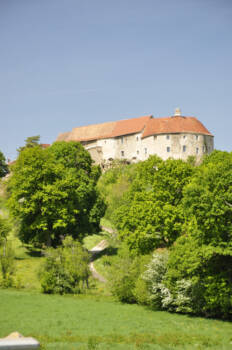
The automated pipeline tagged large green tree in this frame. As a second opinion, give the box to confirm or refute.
[113,156,194,254]
[7,141,105,247]
[163,151,232,318]
[0,150,9,178]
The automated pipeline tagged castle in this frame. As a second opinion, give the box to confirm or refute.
[57,109,214,166]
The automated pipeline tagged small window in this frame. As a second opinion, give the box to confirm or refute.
[121,137,124,144]
[121,151,124,157]
[167,147,170,153]
[183,135,186,139]
[137,150,139,155]
[196,135,199,140]
[183,145,187,152]
[104,140,107,144]
[196,147,199,154]
[153,135,157,140]
[144,148,147,155]
[136,136,139,141]
[166,135,170,140]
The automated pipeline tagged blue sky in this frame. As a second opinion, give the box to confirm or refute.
[0,0,231,160]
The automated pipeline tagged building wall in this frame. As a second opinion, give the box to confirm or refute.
[97,138,117,161]
[142,133,214,161]
[81,132,214,165]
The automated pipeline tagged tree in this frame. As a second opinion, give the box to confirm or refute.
[0,150,9,178]
[113,156,194,254]
[163,151,232,319]
[182,150,232,247]
[17,135,40,153]
[7,141,106,247]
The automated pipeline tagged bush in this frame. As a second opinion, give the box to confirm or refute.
[143,249,170,309]
[0,240,15,287]
[39,236,90,294]
[107,244,151,303]
[143,230,232,318]
[165,233,232,318]
[0,217,14,288]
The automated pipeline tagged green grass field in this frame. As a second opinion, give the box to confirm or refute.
[1,289,232,350]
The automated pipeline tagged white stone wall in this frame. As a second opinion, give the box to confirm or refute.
[114,133,143,162]
[97,138,117,161]
[82,133,214,164]
[141,133,214,161]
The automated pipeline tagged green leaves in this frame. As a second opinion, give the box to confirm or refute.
[112,157,194,254]
[0,150,9,178]
[39,236,90,294]
[7,141,105,247]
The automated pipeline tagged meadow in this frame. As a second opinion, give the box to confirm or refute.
[1,289,232,350]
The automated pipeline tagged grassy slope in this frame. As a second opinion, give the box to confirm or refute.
[1,289,232,350]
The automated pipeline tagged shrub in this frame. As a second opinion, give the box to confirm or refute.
[107,244,151,303]
[39,236,90,294]
[0,240,15,287]
[0,217,14,288]
[143,249,170,309]
[166,233,232,318]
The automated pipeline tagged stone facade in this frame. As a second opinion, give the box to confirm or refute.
[57,109,214,166]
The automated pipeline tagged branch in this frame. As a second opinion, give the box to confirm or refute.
[225,200,232,208]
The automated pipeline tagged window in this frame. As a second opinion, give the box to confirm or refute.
[104,140,107,144]
[121,151,124,157]
[196,147,199,154]
[183,135,186,139]
[121,137,124,144]
[196,135,199,140]
[166,135,170,140]
[137,150,139,155]
[167,147,170,153]
[136,136,139,141]
[153,135,157,140]
[183,145,187,152]
[144,148,147,155]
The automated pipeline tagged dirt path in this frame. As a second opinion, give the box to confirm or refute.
[89,239,109,283]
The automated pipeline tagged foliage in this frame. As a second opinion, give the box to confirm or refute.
[0,215,14,287]
[97,161,138,221]
[17,135,40,153]
[165,226,232,319]
[0,150,9,178]
[143,250,169,309]
[7,141,106,247]
[0,239,15,287]
[182,150,232,247]
[113,156,194,253]
[143,152,232,318]
[39,236,90,294]
[107,244,150,303]
[0,216,10,241]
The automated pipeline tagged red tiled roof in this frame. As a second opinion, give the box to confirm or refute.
[66,121,117,142]
[58,115,152,142]
[57,114,213,142]
[40,143,50,148]
[111,116,152,138]
[142,116,213,138]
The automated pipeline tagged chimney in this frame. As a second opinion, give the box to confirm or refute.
[174,108,181,117]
